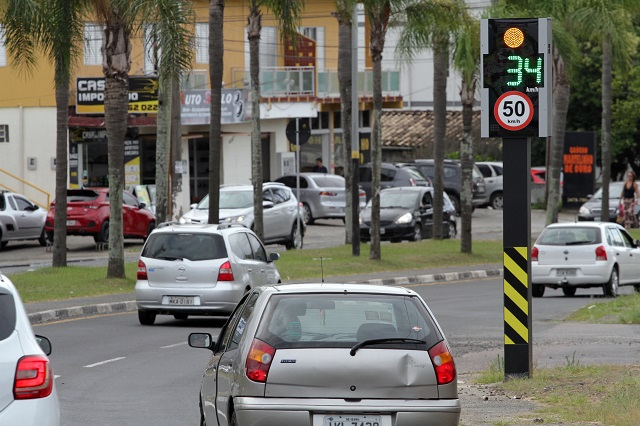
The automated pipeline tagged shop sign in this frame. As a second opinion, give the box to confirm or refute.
[181,89,248,125]
[76,77,159,114]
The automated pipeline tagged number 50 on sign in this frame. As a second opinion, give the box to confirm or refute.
[493,91,534,131]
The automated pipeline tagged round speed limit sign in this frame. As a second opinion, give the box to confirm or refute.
[493,91,534,131]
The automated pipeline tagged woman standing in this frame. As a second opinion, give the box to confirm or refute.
[620,171,639,229]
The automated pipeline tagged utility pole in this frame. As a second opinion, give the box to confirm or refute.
[351,3,360,256]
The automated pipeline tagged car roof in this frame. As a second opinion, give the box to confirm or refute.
[381,186,428,193]
[220,182,287,191]
[544,222,616,230]
[264,283,419,296]
[151,222,248,234]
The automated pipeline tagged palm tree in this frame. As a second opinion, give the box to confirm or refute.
[94,0,193,278]
[452,13,479,253]
[0,0,92,267]
[572,0,640,222]
[208,0,224,225]
[246,0,304,241]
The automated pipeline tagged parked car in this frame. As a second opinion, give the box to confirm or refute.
[532,222,640,297]
[476,162,503,209]
[274,173,367,224]
[358,162,430,201]
[0,191,48,249]
[410,159,486,213]
[578,181,640,223]
[443,191,458,238]
[127,184,156,214]
[135,222,281,325]
[188,283,460,425]
[44,188,156,243]
[0,274,60,426]
[359,187,454,242]
[179,183,305,249]
[530,166,546,184]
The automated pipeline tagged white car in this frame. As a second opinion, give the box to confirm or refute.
[0,274,60,425]
[532,222,640,297]
[0,191,48,249]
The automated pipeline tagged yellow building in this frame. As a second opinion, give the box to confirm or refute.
[0,0,401,217]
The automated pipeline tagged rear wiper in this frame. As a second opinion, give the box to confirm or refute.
[350,338,426,356]
[566,240,592,245]
[157,256,183,261]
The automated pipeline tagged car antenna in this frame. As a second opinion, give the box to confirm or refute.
[313,257,331,283]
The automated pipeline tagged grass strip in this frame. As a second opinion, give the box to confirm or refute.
[566,292,640,324]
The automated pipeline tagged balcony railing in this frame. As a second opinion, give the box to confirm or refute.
[231,67,315,97]
[317,69,401,98]
[230,67,401,99]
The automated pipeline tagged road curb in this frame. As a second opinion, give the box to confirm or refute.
[28,268,504,325]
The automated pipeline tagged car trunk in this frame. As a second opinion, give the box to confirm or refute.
[144,258,228,287]
[265,348,439,399]
[319,187,345,205]
[537,244,598,266]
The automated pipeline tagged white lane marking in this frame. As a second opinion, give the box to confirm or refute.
[83,357,126,368]
[54,375,60,379]
[161,342,188,349]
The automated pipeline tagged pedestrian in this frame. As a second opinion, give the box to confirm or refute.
[620,170,639,229]
[312,157,328,173]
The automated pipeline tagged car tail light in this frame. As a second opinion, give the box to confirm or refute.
[359,189,366,197]
[428,341,456,385]
[409,178,417,186]
[596,246,607,261]
[319,191,337,197]
[137,259,148,280]
[218,261,234,281]
[531,247,539,262]
[246,339,276,383]
[14,355,53,400]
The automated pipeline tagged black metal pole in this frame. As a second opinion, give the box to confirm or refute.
[503,137,532,378]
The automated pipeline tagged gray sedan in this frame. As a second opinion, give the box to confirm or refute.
[0,191,48,249]
[189,283,460,425]
[275,173,366,224]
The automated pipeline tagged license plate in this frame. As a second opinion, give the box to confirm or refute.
[66,220,76,226]
[557,269,577,276]
[324,415,381,426]
[380,228,385,234]
[167,296,194,305]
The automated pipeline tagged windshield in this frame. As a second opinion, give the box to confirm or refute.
[367,192,419,209]
[197,191,254,210]
[312,175,345,188]
[537,227,602,246]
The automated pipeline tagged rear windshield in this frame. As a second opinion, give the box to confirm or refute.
[403,167,427,182]
[67,189,100,202]
[142,233,228,261]
[256,293,442,350]
[537,227,602,246]
[0,291,17,341]
[311,176,345,188]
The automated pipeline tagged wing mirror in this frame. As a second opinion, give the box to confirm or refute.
[269,252,280,262]
[35,335,52,356]
[263,200,274,209]
[188,333,215,351]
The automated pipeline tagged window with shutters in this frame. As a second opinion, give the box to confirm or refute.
[300,26,325,71]
[196,23,209,64]
[0,25,6,67]
[0,125,8,143]
[244,26,277,69]
[84,23,103,65]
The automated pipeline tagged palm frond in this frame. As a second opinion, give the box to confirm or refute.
[261,0,305,43]
[0,0,41,76]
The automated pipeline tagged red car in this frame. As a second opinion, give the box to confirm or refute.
[45,188,156,243]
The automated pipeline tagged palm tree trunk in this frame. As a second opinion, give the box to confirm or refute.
[600,38,613,221]
[155,74,171,224]
[52,75,69,267]
[170,72,182,220]
[432,34,448,240]
[208,0,224,225]
[248,4,264,240]
[336,6,352,244]
[460,79,474,253]
[546,49,569,225]
[103,22,131,279]
[370,52,382,260]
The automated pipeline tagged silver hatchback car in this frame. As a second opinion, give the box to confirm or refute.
[135,223,281,325]
[189,283,460,426]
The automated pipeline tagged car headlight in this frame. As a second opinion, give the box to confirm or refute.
[579,206,590,215]
[359,215,363,225]
[179,217,190,224]
[395,212,413,224]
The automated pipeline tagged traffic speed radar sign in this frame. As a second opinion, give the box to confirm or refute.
[494,91,534,131]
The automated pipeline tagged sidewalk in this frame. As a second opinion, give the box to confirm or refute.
[24,263,503,324]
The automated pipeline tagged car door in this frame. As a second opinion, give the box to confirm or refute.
[607,227,632,283]
[247,232,278,284]
[618,228,640,283]
[214,293,260,426]
[122,192,144,236]
[262,188,277,241]
[270,188,293,239]
[11,195,43,239]
[420,191,434,239]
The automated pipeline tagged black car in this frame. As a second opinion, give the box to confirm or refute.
[578,181,640,223]
[359,187,452,242]
[409,159,486,213]
[358,163,430,200]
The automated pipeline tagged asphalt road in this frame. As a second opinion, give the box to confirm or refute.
[34,276,637,426]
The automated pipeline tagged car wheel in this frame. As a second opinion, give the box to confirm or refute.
[450,195,460,214]
[411,224,422,242]
[490,192,504,209]
[138,310,156,325]
[173,314,188,320]
[94,220,109,243]
[285,222,303,250]
[603,268,619,298]
[0,241,7,249]
[448,221,457,239]
[532,285,545,297]
[144,222,156,241]
[46,230,54,243]
[38,228,48,246]
[562,287,576,297]
[634,284,640,293]
[303,204,314,225]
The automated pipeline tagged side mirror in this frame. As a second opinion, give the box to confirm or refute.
[635,240,640,247]
[139,202,147,209]
[190,203,197,210]
[35,335,52,356]
[263,200,274,209]
[31,205,39,211]
[269,252,280,262]
[188,333,215,351]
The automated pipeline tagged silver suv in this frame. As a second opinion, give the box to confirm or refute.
[180,183,304,249]
[135,223,281,325]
